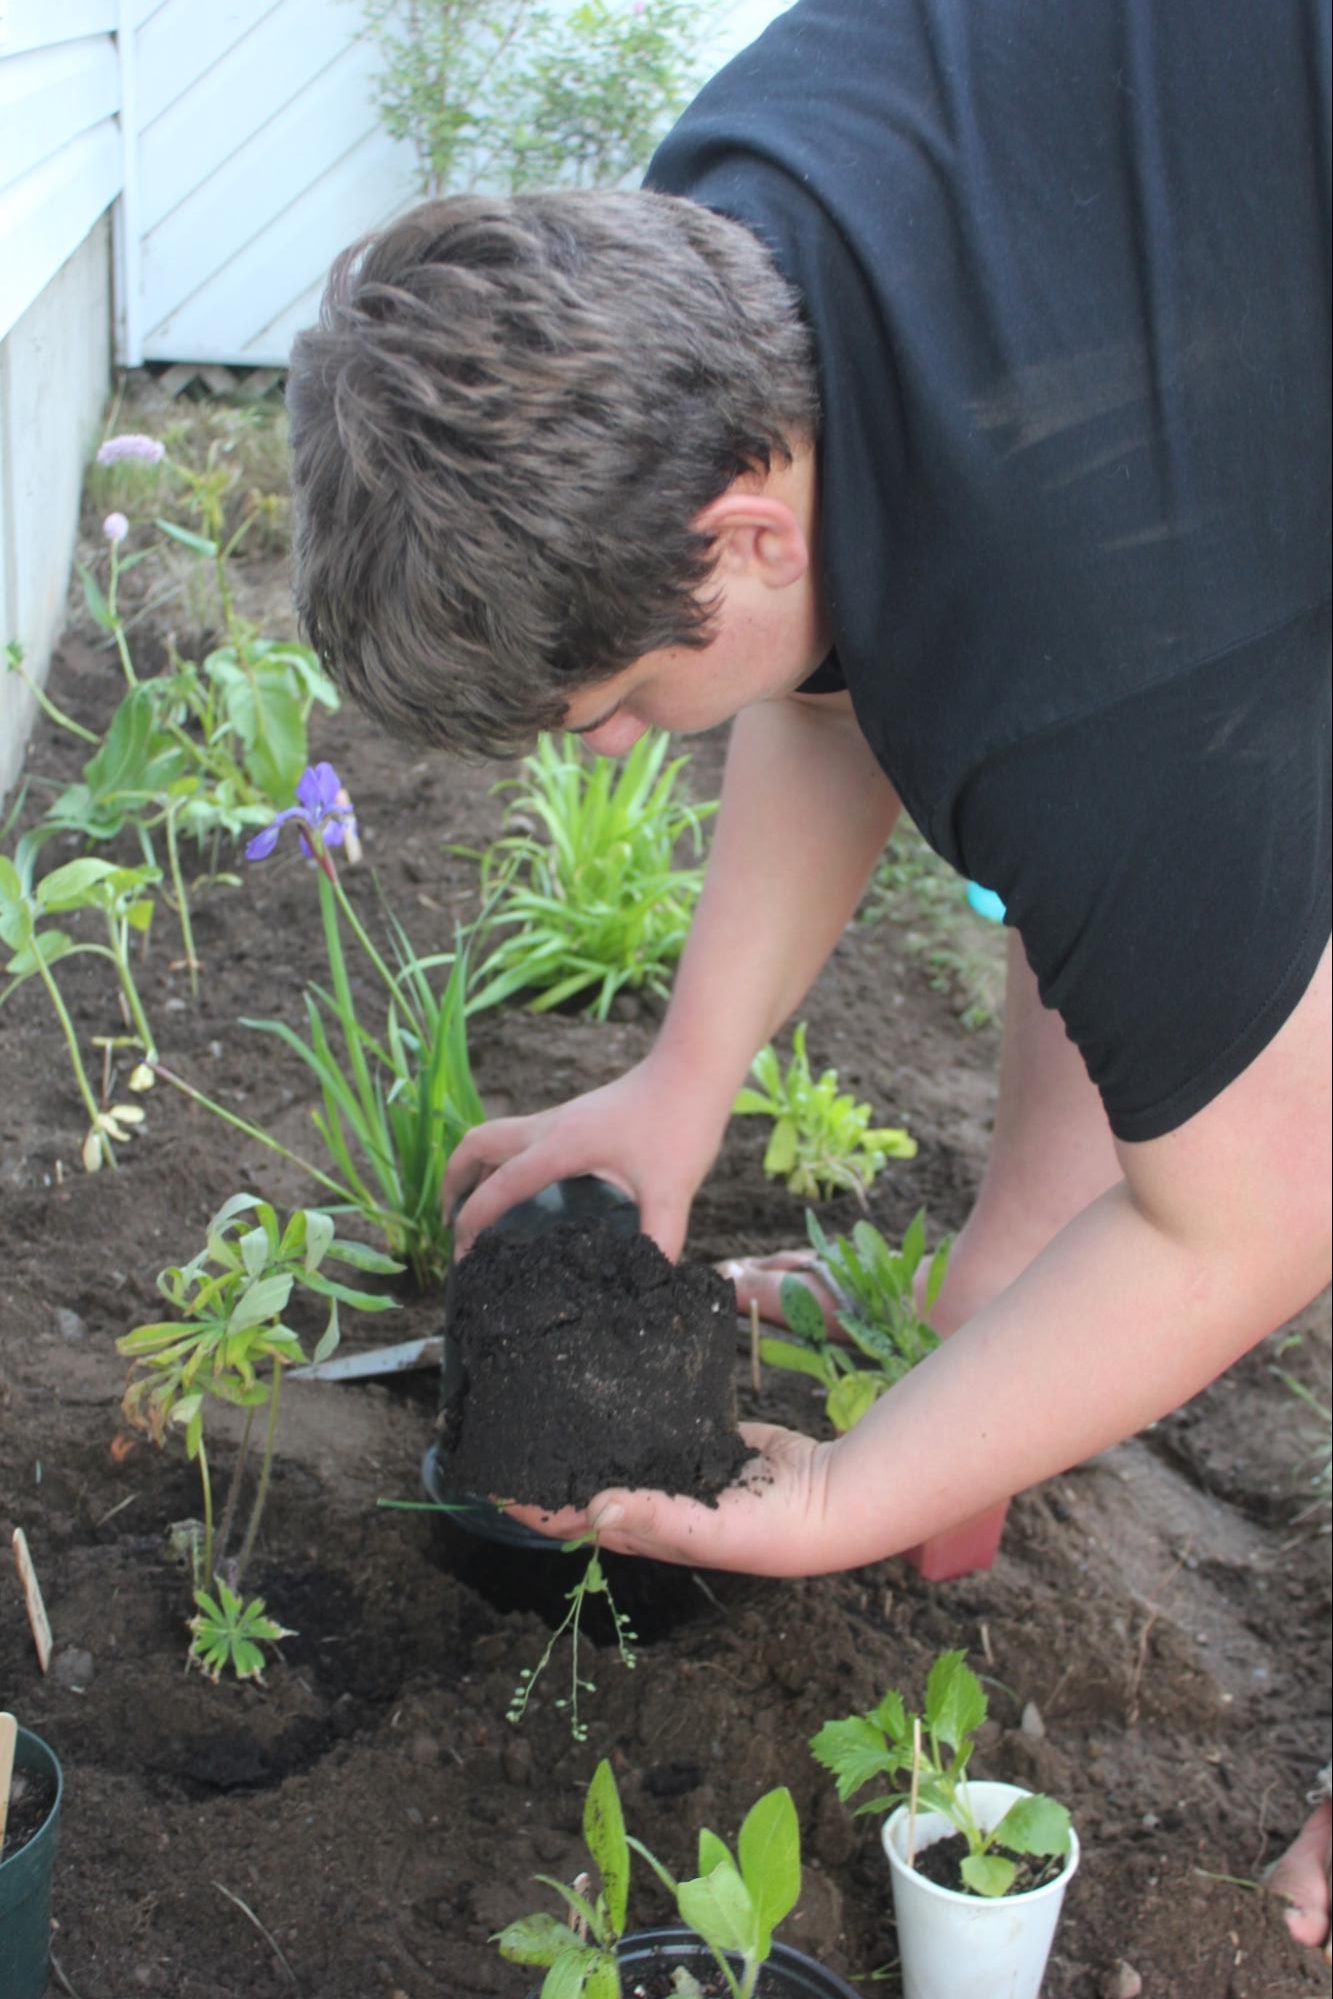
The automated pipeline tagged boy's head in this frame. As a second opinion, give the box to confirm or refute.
[287,191,818,758]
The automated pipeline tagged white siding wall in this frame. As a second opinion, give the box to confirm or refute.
[0,5,121,801]
[127,0,791,368]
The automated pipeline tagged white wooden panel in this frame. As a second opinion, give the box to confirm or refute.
[0,118,120,345]
[139,0,348,232]
[146,130,415,362]
[135,0,281,126]
[140,45,383,331]
[0,37,120,196]
[0,0,117,59]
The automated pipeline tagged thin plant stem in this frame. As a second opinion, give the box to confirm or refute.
[106,552,139,689]
[152,1062,363,1209]
[197,1436,216,1585]
[214,1406,256,1572]
[236,1368,282,1585]
[31,952,107,1157]
[7,659,100,744]
[908,1716,922,1867]
[100,922,158,1058]
[163,802,200,999]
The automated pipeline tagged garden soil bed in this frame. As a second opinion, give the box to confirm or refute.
[2,558,1330,1999]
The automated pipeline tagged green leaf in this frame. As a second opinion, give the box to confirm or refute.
[758,1338,836,1385]
[238,1225,271,1281]
[35,857,121,910]
[925,1651,987,1753]
[228,1273,294,1332]
[301,1207,335,1273]
[763,1117,797,1177]
[542,1950,601,1999]
[677,1857,756,1959]
[583,1760,629,1937]
[825,1370,882,1433]
[492,1913,579,1968]
[809,1715,896,1803]
[777,1275,829,1347]
[156,517,218,557]
[737,1786,800,1953]
[959,1852,1017,1898]
[79,563,116,632]
[991,1793,1071,1859]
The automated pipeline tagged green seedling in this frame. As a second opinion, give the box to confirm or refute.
[119,1193,402,1676]
[764,1208,949,1431]
[810,1650,1071,1899]
[465,730,716,1021]
[0,845,161,1169]
[734,1022,917,1204]
[506,1534,638,1744]
[494,1758,802,1999]
[188,1579,294,1685]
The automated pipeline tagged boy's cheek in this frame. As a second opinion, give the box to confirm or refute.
[578,711,652,757]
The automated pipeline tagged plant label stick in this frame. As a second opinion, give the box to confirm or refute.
[0,1710,17,1847]
[907,1715,923,1868]
[12,1529,53,1674]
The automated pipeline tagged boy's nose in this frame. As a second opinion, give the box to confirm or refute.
[576,710,650,757]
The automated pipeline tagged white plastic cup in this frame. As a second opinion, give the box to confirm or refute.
[882,1781,1079,1999]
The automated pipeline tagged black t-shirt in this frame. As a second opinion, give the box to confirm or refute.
[647,0,1331,1140]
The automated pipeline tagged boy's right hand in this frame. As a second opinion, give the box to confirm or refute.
[442,1054,728,1259]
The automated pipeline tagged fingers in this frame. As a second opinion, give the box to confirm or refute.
[718,1255,842,1335]
[636,1192,689,1263]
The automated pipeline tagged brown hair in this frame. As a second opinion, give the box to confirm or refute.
[287,191,818,757]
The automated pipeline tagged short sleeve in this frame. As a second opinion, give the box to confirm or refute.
[943,602,1331,1141]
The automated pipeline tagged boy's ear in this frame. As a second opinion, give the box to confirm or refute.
[691,488,811,589]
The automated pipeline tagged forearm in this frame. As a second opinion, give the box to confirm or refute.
[817,1178,1325,1569]
[653,695,900,1111]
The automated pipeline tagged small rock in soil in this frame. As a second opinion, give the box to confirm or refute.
[53,1306,87,1342]
[1102,1964,1144,1999]
[1021,1699,1047,1737]
[52,1645,95,1689]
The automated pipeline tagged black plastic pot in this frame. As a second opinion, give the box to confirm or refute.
[525,1927,861,1998]
[0,1726,63,1999]
[428,1175,641,1552]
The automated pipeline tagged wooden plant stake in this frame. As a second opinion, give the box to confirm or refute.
[12,1529,53,1674]
[0,1710,17,1849]
[749,1298,762,1396]
[907,1714,923,1868]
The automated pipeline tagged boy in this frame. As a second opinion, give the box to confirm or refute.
[287,0,1331,1949]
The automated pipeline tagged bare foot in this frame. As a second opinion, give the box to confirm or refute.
[1267,1779,1332,1962]
[717,1250,846,1338]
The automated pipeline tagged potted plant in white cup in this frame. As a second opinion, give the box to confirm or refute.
[810,1651,1079,1999]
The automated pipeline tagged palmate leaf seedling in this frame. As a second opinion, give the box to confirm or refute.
[493,1757,802,1999]
[464,730,716,1021]
[118,1193,402,1678]
[810,1650,1072,1898]
[0,842,161,1169]
[188,1579,294,1685]
[505,1533,638,1744]
[734,1022,917,1204]
[764,1208,950,1433]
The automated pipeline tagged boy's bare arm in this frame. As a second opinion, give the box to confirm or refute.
[519,940,1331,1573]
[445,692,901,1253]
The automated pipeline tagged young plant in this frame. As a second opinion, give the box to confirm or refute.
[505,1532,638,1744]
[764,1208,949,1432]
[734,1022,917,1204]
[494,1757,802,1999]
[466,730,716,1020]
[118,1193,402,1677]
[810,1650,1072,1899]
[363,0,712,199]
[493,1757,631,1998]
[0,845,161,1169]
[187,1580,294,1685]
[157,763,486,1288]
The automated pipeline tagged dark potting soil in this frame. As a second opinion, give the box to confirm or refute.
[441,1221,756,1511]
[0,1766,56,1862]
[912,1829,1066,1899]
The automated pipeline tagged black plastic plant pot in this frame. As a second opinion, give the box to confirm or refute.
[525,1928,862,1999]
[429,1175,642,1555]
[0,1727,63,1999]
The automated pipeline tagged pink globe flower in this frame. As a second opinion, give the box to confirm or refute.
[102,512,130,543]
[97,433,165,466]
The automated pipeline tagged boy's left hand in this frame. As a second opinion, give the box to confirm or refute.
[503,1422,842,1577]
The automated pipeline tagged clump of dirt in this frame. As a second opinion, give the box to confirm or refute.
[441,1221,755,1509]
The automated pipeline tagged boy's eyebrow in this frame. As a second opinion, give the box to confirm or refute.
[566,699,623,736]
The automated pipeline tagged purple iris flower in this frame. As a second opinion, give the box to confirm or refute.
[245,763,358,872]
